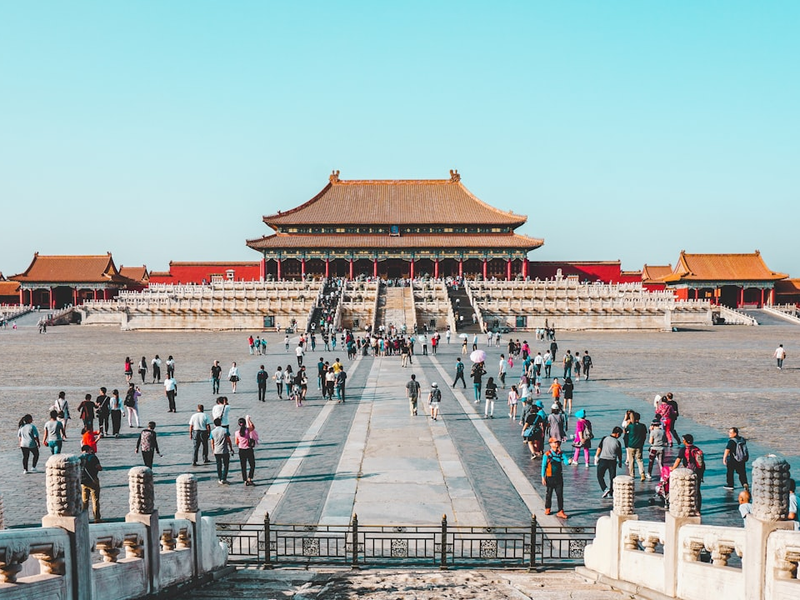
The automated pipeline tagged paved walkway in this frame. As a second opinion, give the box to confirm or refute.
[0,323,798,531]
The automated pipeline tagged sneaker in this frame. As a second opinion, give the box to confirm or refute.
[641,474,646,481]
[23,469,28,474]
[218,480,224,485]
[602,489,611,498]
[646,474,652,480]
[544,508,551,515]
[222,480,230,485]
[556,511,569,519]
[723,486,734,491]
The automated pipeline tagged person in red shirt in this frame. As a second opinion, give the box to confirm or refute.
[81,427,101,454]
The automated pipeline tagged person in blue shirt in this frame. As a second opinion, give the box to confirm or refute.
[541,437,571,519]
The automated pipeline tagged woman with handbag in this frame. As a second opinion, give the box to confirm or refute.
[228,362,240,393]
[234,416,259,486]
[124,383,141,428]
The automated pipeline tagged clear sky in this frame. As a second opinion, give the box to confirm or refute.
[1,2,798,276]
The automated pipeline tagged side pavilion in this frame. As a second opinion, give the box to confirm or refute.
[246,170,544,280]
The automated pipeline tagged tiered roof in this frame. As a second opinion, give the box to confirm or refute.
[641,264,673,284]
[662,251,787,283]
[11,253,136,285]
[775,279,800,294]
[248,232,538,251]
[119,266,149,284]
[262,170,528,227]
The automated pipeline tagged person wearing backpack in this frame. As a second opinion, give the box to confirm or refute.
[723,427,749,490]
[541,437,571,518]
[428,382,442,421]
[673,434,705,511]
[571,409,593,467]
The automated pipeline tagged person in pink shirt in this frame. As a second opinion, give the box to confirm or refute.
[234,416,259,486]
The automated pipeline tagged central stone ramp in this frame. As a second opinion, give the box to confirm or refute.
[318,356,484,525]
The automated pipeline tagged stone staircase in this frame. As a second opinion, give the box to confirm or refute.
[382,286,411,330]
[447,285,482,333]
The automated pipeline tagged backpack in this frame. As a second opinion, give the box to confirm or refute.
[687,446,705,480]
[456,362,464,373]
[581,419,594,443]
[731,437,749,462]
[257,370,268,385]
[431,388,442,402]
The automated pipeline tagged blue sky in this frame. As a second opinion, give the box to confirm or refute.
[1,2,798,276]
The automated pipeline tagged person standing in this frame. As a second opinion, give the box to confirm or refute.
[295,344,305,367]
[562,350,573,379]
[498,355,508,389]
[541,438,571,519]
[164,375,178,413]
[672,434,706,511]
[662,392,680,447]
[124,384,141,428]
[594,427,624,498]
[228,362,240,393]
[52,391,71,433]
[151,355,162,383]
[138,356,148,384]
[723,427,749,490]
[484,377,497,418]
[452,358,466,389]
[18,414,40,474]
[582,351,593,380]
[210,417,233,484]
[428,382,442,421]
[95,387,111,438]
[406,374,421,416]
[211,396,230,431]
[124,357,133,383]
[135,422,162,468]
[109,389,123,437]
[166,355,175,378]
[325,367,336,401]
[471,361,486,404]
[562,377,574,415]
[317,357,326,391]
[335,369,347,403]
[624,411,648,481]
[210,360,222,394]
[647,419,667,480]
[256,365,269,402]
[43,410,66,454]
[546,404,568,443]
[273,366,284,399]
[774,344,786,370]
[80,445,103,523]
[189,404,212,466]
[234,416,259,486]
[78,394,96,433]
[446,329,451,344]
[507,385,519,420]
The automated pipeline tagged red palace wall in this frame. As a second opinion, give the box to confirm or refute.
[528,261,623,283]
[149,262,261,284]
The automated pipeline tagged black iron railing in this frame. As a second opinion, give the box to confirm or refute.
[216,514,595,570]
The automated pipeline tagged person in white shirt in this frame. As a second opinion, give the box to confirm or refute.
[188,404,212,466]
[774,344,786,370]
[295,345,305,367]
[164,376,178,413]
[498,355,508,388]
[211,396,230,430]
[228,362,240,393]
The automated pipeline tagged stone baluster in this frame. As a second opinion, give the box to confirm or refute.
[126,467,160,595]
[662,467,702,597]
[745,455,794,600]
[41,454,93,599]
[175,474,201,574]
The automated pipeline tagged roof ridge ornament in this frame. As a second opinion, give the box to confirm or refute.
[449,169,460,183]
[330,170,340,183]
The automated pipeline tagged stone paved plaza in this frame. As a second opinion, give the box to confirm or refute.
[0,313,798,532]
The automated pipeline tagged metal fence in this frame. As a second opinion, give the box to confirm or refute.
[216,514,595,570]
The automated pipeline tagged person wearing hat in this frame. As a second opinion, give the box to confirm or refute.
[428,382,442,421]
[571,409,593,467]
[541,437,571,518]
[647,418,667,480]
[546,403,567,444]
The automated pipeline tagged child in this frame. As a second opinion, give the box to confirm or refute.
[647,419,667,481]
[508,385,519,420]
[81,427,101,454]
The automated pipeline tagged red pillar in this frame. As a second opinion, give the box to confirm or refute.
[458,259,463,278]
[522,259,528,279]
[482,259,487,279]
[19,288,23,306]
[277,259,282,281]
[103,289,109,300]
[506,259,512,280]
[325,258,330,278]
[434,259,439,279]
[349,259,354,280]
[760,288,765,307]
[410,259,415,279]
[770,288,775,305]
[93,289,98,301]
[259,257,266,281]
[373,258,378,278]
[301,258,306,279]
[739,287,744,307]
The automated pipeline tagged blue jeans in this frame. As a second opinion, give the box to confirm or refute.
[48,440,63,454]
[563,365,571,379]
[473,382,481,401]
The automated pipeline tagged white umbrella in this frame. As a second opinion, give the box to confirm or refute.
[470,350,487,363]
[459,333,469,339]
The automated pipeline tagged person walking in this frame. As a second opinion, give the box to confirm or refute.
[571,409,593,467]
[541,438,571,519]
[138,356,148,384]
[256,365,269,402]
[406,374,421,416]
[548,378,562,404]
[78,394,96,433]
[723,427,749,490]
[507,385,519,420]
[562,350,573,379]
[166,355,175,378]
[624,411,647,481]
[471,361,485,404]
[522,401,547,458]
[234,416,259,486]
[594,427,624,498]
[273,366,285,399]
[211,396,230,431]
[452,358,466,389]
[95,388,111,437]
[295,344,305,367]
[484,376,497,418]
[52,391,71,434]
[151,355,162,383]
[544,351,553,378]
[164,375,178,413]
[498,355,507,389]
[80,444,103,523]
[210,360,222,394]
[428,382,442,421]
[335,368,347,403]
[124,357,133,383]
[563,377,574,415]
[546,403,568,443]
[774,344,786,370]
[109,389,123,437]
[123,382,142,428]
[582,351,593,380]
[325,367,336,401]
[673,434,706,511]
[647,419,667,480]
[43,410,66,454]
[18,414,40,473]
[135,422,162,468]
[210,417,233,484]
[228,362,240,393]
[188,404,212,466]
[661,392,680,447]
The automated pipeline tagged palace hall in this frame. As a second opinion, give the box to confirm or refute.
[246,170,544,281]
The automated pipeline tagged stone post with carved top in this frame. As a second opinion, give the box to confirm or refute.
[125,466,160,595]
